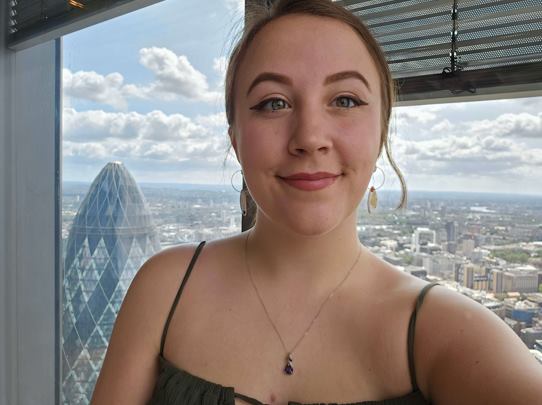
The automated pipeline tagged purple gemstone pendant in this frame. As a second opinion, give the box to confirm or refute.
[284,354,294,375]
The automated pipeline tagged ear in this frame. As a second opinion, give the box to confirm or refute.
[228,127,240,162]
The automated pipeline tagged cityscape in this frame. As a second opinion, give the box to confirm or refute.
[61,163,542,404]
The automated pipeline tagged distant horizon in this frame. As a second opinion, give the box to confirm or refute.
[62,180,542,198]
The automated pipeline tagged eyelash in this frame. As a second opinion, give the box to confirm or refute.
[250,95,367,112]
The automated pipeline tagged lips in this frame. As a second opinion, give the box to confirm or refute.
[282,172,340,181]
[279,172,341,191]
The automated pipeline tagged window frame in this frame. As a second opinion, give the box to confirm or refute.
[1,2,160,404]
[2,0,541,403]
[8,0,163,51]
[0,36,61,405]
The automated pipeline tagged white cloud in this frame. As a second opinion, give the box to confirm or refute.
[430,119,454,134]
[63,107,230,165]
[138,47,222,103]
[63,48,224,109]
[393,108,438,127]
[63,69,130,110]
[393,109,542,146]
[379,104,542,194]
[393,132,541,179]
[469,112,542,138]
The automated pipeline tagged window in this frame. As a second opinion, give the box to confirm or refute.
[60,4,542,402]
[61,1,243,403]
[359,96,542,356]
[2,1,541,404]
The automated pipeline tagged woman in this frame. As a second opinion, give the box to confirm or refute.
[91,0,542,404]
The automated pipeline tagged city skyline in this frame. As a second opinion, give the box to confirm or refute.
[63,178,542,198]
[60,161,542,405]
[62,177,542,344]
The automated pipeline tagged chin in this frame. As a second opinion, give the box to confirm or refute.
[262,208,345,238]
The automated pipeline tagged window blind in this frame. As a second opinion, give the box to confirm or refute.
[335,0,542,104]
[8,0,162,50]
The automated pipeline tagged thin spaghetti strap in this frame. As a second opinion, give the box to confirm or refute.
[159,241,206,357]
[407,281,439,392]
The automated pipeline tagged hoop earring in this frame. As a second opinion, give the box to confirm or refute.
[231,169,248,216]
[367,166,385,213]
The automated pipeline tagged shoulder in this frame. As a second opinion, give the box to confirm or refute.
[360,249,429,302]
[91,242,205,404]
[414,285,542,404]
[130,242,204,300]
[127,242,206,344]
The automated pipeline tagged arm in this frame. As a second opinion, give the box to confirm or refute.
[90,245,198,405]
[417,286,542,405]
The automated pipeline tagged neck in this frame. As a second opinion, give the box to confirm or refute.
[243,210,363,297]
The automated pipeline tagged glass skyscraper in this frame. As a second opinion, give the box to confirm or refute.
[62,162,161,405]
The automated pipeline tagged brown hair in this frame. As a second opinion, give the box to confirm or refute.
[225,0,407,210]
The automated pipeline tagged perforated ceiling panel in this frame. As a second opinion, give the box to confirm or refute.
[7,0,162,50]
[335,0,542,104]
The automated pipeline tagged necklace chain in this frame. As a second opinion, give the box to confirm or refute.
[243,231,362,374]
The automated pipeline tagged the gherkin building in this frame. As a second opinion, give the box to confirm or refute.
[62,162,161,405]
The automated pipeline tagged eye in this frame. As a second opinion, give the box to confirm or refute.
[333,95,365,108]
[250,98,290,112]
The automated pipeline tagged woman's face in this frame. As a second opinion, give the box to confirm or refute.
[231,14,382,236]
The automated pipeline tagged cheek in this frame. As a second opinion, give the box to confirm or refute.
[337,113,381,165]
[236,119,286,166]
[235,123,282,204]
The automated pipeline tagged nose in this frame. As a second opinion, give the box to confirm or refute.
[287,103,333,157]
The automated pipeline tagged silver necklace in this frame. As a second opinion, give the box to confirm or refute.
[243,231,362,375]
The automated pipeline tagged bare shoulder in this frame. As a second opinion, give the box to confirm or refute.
[357,255,542,404]
[114,241,206,351]
[130,242,206,312]
[361,248,428,297]
[414,285,542,404]
[90,242,204,405]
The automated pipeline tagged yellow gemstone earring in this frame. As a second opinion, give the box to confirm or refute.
[367,166,385,213]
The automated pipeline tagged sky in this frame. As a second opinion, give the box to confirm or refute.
[62,0,542,196]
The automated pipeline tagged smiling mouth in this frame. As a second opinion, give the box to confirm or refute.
[278,174,341,191]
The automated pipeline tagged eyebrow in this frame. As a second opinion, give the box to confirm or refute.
[324,70,371,92]
[246,70,371,96]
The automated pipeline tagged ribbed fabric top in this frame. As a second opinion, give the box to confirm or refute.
[147,241,438,405]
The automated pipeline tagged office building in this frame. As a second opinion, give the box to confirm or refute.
[411,227,437,254]
[62,162,161,404]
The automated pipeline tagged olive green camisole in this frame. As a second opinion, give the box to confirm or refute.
[147,241,438,405]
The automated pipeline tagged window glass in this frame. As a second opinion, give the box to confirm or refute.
[361,96,542,359]
[61,1,244,403]
[61,2,542,403]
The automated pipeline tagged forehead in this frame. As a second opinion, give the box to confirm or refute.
[237,14,380,89]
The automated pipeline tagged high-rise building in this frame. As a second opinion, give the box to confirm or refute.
[459,263,488,290]
[503,270,539,293]
[411,227,436,254]
[491,269,504,294]
[62,162,161,405]
[421,253,456,278]
[445,221,457,243]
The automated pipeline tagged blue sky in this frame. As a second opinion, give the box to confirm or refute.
[62,0,542,195]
